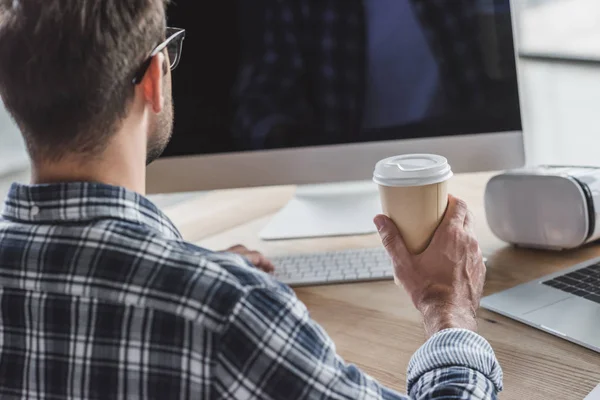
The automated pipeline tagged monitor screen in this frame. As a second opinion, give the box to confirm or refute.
[163,0,521,158]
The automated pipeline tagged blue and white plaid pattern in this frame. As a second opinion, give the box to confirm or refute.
[233,0,489,148]
[0,182,502,399]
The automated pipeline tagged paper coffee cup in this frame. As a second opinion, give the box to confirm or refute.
[373,154,453,254]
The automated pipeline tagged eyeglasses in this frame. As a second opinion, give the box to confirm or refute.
[132,27,186,85]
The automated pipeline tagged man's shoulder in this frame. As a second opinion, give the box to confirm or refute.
[0,216,287,333]
[105,229,287,331]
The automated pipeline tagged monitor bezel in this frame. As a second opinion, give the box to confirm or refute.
[147,130,525,193]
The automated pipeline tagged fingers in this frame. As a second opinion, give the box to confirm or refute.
[429,196,472,249]
[374,215,410,263]
[244,251,275,273]
[226,245,275,274]
[442,195,468,227]
[227,245,247,253]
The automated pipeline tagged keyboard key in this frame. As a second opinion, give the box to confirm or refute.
[588,281,600,289]
[588,265,600,274]
[584,294,600,304]
[555,276,579,286]
[544,279,560,287]
[560,285,579,294]
[581,266,598,275]
[571,289,589,297]
[544,281,567,291]
[567,271,587,281]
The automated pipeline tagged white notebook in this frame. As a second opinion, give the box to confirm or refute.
[586,385,600,400]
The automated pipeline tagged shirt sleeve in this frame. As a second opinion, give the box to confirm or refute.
[407,329,503,399]
[212,286,502,400]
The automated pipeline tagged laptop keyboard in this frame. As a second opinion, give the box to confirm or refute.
[543,263,600,304]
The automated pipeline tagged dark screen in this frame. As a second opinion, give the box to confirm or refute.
[163,0,521,157]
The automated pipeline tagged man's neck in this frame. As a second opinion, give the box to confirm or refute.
[29,103,152,194]
[31,159,146,194]
[31,134,148,194]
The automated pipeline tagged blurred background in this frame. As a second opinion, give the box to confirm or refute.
[516,0,600,166]
[1,0,600,196]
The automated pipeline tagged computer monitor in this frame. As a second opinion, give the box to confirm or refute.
[148,0,525,240]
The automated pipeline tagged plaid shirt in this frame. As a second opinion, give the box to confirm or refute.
[0,182,503,399]
[233,0,492,148]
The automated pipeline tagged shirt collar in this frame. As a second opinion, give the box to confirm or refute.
[1,182,182,240]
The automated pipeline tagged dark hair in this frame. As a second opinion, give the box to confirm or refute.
[0,0,167,160]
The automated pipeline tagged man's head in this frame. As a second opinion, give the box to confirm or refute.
[0,0,174,164]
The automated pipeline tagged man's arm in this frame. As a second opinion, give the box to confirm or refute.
[375,195,503,397]
[212,196,502,399]
[373,196,487,339]
[212,286,404,399]
[408,329,502,397]
[212,289,501,399]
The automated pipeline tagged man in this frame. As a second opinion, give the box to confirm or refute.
[0,1,501,399]
[233,0,518,149]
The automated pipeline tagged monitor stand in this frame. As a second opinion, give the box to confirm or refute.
[260,181,381,240]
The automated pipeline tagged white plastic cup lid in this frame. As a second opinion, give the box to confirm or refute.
[373,154,453,187]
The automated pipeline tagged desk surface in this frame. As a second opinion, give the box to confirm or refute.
[162,172,600,400]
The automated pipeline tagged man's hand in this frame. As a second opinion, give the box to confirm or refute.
[224,245,275,274]
[374,196,485,338]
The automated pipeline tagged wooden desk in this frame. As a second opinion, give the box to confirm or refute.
[162,173,600,400]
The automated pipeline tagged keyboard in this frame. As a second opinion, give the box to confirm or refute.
[543,263,600,304]
[272,247,393,287]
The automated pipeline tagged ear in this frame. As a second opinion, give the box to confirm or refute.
[140,52,166,114]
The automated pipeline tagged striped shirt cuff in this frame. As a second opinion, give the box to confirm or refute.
[407,329,503,393]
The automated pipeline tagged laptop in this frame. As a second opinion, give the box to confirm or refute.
[481,258,600,352]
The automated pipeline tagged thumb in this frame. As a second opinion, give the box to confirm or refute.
[374,215,410,261]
